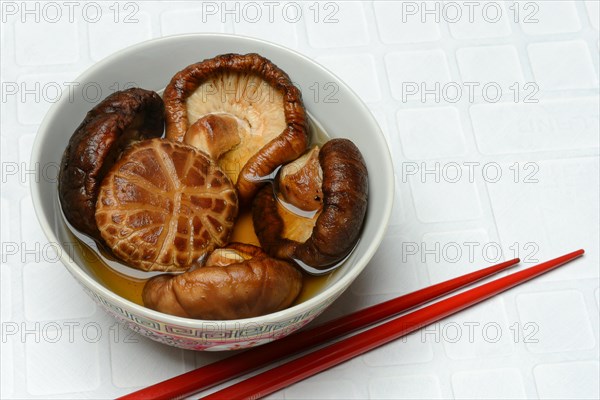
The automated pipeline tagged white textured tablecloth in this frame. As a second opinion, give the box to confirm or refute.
[1,1,599,398]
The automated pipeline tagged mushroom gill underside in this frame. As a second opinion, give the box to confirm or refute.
[184,72,287,183]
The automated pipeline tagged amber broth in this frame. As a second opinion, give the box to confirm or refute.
[78,115,338,309]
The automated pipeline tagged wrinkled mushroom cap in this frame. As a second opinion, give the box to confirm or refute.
[253,139,368,269]
[142,243,302,320]
[58,88,164,240]
[163,53,308,203]
[95,138,238,272]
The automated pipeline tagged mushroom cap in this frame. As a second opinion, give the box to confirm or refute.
[58,88,164,240]
[163,53,308,203]
[253,139,368,269]
[142,243,302,320]
[95,138,238,272]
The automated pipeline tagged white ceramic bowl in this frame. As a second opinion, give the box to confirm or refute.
[31,34,394,351]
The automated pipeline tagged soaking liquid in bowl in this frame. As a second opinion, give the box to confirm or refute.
[68,114,339,308]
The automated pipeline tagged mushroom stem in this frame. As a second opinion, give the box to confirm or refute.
[278,146,323,212]
[277,199,320,244]
[183,113,243,160]
[205,248,250,267]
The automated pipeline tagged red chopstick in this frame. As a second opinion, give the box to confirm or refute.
[201,249,584,400]
[119,258,519,400]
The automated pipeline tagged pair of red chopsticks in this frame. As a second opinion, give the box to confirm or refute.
[119,249,585,400]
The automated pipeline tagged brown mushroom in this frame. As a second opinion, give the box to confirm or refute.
[142,243,302,320]
[163,53,309,204]
[277,145,323,212]
[253,139,368,269]
[95,138,238,272]
[58,88,164,240]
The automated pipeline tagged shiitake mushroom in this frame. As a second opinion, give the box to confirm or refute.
[253,139,368,269]
[142,243,302,320]
[162,53,309,204]
[95,138,238,272]
[58,88,164,241]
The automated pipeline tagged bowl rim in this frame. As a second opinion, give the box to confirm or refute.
[30,32,395,329]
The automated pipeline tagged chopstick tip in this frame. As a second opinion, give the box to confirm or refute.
[566,249,585,257]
